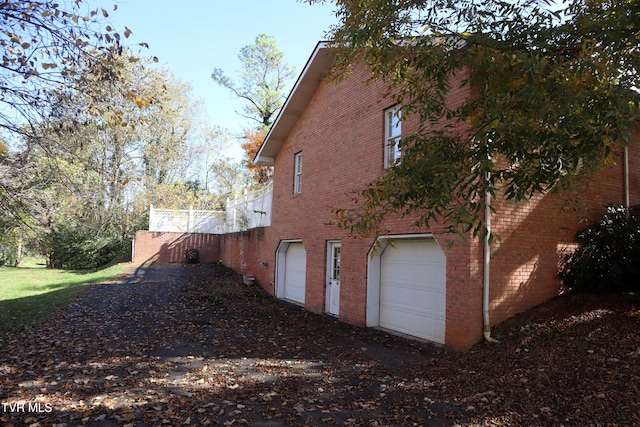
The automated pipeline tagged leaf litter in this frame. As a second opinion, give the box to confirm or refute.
[0,262,638,426]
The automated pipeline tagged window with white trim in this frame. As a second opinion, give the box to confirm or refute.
[384,105,402,168]
[294,152,302,194]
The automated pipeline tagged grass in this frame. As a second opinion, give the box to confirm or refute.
[0,257,130,344]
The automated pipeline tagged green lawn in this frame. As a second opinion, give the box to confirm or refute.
[0,258,129,344]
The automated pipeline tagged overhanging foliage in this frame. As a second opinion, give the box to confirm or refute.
[312,0,640,240]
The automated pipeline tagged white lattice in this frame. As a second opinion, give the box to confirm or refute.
[148,182,272,234]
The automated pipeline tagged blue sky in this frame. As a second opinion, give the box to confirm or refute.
[99,0,338,158]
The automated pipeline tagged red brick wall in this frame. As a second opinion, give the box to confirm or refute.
[214,58,640,350]
[230,62,488,349]
[134,231,220,265]
[218,227,276,290]
[488,130,640,326]
[267,63,392,322]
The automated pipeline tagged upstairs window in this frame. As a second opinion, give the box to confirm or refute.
[384,105,402,168]
[294,151,302,194]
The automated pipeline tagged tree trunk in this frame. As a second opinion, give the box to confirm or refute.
[48,252,56,269]
[14,238,23,267]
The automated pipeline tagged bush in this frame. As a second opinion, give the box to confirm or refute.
[48,224,128,270]
[0,240,18,267]
[559,205,640,293]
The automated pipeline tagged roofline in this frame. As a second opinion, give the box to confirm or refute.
[254,41,334,166]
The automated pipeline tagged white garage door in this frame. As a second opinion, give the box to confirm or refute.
[283,243,306,304]
[379,239,446,343]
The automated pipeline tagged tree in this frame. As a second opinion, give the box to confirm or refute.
[31,50,162,210]
[135,95,236,211]
[208,157,253,204]
[0,3,244,268]
[139,75,204,187]
[0,0,151,257]
[242,127,272,184]
[308,0,640,240]
[0,149,39,266]
[17,50,222,268]
[0,1,144,138]
[212,34,296,128]
[191,126,232,194]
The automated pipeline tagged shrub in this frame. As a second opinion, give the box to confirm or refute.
[48,223,128,270]
[559,205,640,293]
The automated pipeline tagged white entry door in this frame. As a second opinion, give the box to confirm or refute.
[326,241,341,316]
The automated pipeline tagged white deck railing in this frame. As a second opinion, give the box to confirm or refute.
[225,181,273,232]
[148,182,273,234]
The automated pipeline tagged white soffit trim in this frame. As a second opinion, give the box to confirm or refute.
[254,41,334,166]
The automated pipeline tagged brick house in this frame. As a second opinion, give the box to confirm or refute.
[219,42,640,350]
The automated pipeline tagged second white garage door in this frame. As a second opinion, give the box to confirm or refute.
[283,242,306,304]
[379,239,446,344]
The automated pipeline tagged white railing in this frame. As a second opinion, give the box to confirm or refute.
[149,206,227,234]
[226,181,273,232]
[148,182,273,234]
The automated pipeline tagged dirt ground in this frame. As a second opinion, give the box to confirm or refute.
[1,262,639,426]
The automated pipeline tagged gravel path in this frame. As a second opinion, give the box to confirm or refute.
[0,263,461,427]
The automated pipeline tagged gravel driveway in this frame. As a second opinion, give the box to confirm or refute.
[0,262,463,426]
